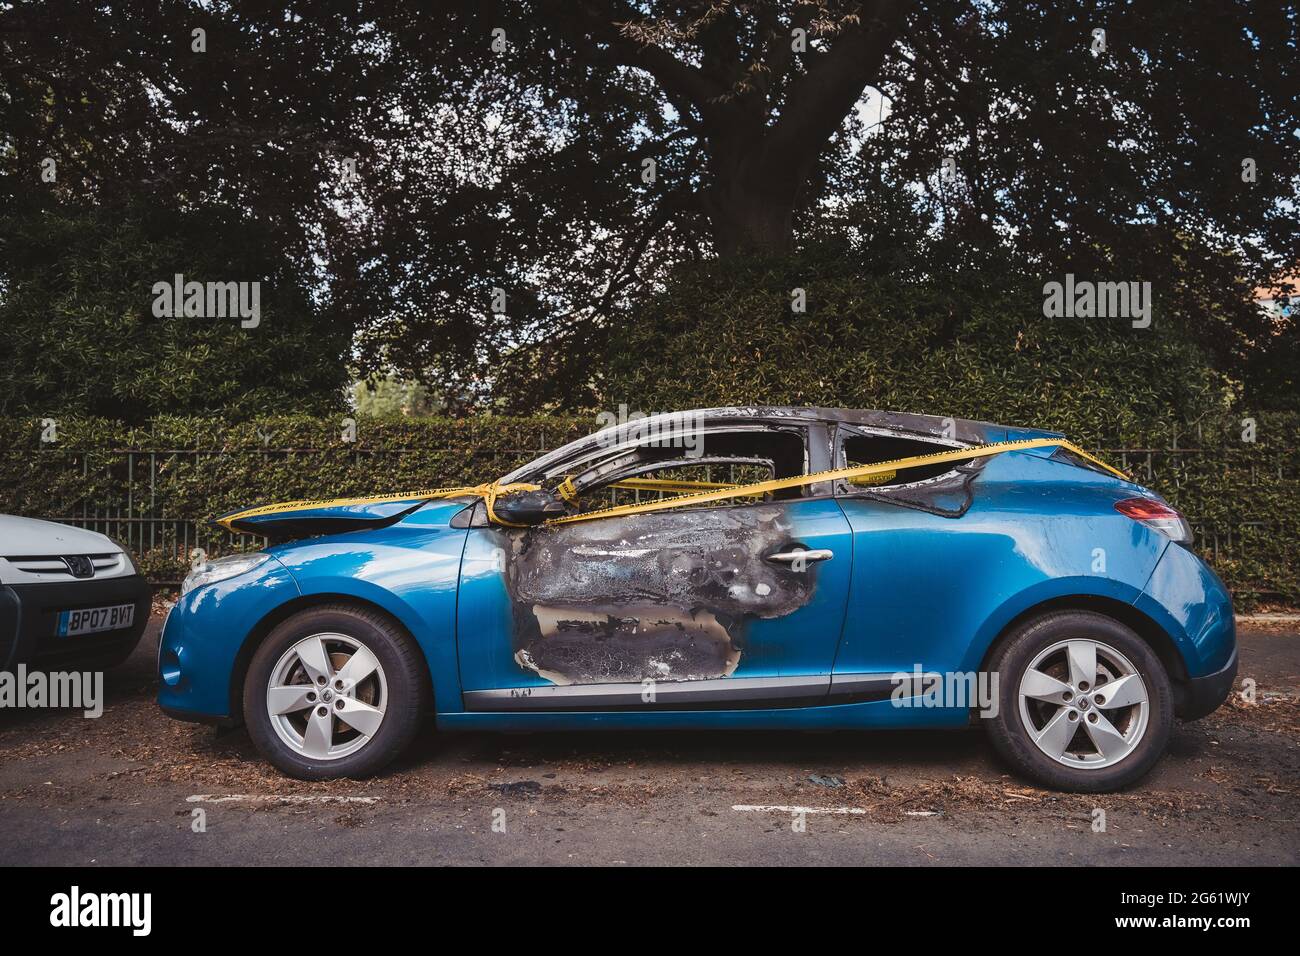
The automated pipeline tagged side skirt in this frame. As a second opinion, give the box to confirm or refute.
[462,673,898,712]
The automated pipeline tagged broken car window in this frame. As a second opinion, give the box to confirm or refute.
[838,430,961,488]
[562,427,810,514]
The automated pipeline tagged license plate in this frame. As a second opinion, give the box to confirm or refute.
[57,603,135,637]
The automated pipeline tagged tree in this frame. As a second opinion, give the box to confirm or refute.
[0,202,350,423]
[351,375,443,418]
[2,2,1296,409]
[535,1,909,257]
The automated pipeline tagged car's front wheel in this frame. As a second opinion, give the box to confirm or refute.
[243,605,427,780]
[985,610,1173,792]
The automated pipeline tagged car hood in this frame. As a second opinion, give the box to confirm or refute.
[0,514,119,556]
[215,493,476,541]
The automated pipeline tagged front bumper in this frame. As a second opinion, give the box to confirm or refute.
[1176,646,1239,721]
[157,556,301,721]
[0,575,152,670]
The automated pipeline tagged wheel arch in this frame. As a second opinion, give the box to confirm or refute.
[228,593,436,723]
[977,594,1189,686]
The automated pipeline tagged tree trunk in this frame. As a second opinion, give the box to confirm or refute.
[704,143,803,258]
[707,185,798,257]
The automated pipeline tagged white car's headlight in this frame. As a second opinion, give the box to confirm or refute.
[181,552,272,596]
[108,538,141,575]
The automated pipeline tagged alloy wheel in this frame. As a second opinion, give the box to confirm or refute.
[1017,638,1149,769]
[266,633,388,760]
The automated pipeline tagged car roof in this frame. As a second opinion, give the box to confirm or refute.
[499,406,1062,484]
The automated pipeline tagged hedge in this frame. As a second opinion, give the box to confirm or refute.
[0,415,586,583]
[601,257,1236,440]
[1,412,1296,605]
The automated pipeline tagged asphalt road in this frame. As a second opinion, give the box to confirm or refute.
[1,615,1297,866]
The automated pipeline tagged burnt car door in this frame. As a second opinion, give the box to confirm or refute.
[455,415,854,710]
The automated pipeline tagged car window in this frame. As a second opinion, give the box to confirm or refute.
[837,428,964,489]
[556,427,810,514]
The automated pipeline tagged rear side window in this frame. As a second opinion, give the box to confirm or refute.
[840,432,959,487]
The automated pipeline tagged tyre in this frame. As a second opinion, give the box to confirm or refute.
[984,610,1173,792]
[242,604,428,780]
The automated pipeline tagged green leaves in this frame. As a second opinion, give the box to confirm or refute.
[0,201,350,423]
[0,404,1294,601]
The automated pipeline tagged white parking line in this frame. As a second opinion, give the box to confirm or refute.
[186,794,381,805]
[732,804,867,815]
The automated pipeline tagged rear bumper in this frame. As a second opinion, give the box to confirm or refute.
[1135,542,1236,676]
[0,575,152,670]
[1176,646,1238,721]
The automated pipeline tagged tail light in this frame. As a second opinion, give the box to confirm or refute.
[1114,497,1193,543]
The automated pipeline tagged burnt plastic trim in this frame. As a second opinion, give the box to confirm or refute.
[831,422,988,518]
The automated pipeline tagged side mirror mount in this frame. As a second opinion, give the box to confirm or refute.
[491,489,568,526]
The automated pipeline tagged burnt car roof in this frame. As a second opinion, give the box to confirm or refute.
[681,406,1061,439]
[576,405,1061,447]
[499,406,1062,485]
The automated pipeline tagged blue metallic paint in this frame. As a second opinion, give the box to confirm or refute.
[1134,539,1236,675]
[159,500,470,718]
[157,443,1235,732]
[837,453,1167,681]
[264,501,470,712]
[157,556,301,716]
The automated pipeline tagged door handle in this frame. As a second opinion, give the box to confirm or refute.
[766,548,833,564]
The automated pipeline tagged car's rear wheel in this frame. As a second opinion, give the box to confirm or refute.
[243,605,427,780]
[985,610,1173,792]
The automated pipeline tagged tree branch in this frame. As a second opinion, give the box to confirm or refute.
[756,1,820,95]
[763,0,911,177]
[549,0,729,122]
[594,177,702,317]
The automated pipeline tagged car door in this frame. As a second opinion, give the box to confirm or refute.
[455,419,854,709]
[829,422,992,690]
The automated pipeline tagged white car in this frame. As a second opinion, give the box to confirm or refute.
[0,515,151,670]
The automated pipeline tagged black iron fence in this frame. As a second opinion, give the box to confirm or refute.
[26,440,1292,595]
[28,442,556,581]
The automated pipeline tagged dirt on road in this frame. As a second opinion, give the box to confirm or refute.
[1,616,1296,866]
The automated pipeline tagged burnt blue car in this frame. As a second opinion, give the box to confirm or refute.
[157,407,1236,791]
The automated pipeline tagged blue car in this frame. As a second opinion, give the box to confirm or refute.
[157,407,1237,791]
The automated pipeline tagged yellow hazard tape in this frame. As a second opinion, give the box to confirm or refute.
[214,482,540,532]
[848,470,896,487]
[215,437,1124,533]
[609,476,765,497]
[545,438,1125,525]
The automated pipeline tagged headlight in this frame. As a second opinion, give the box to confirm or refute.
[108,538,141,575]
[181,552,271,596]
